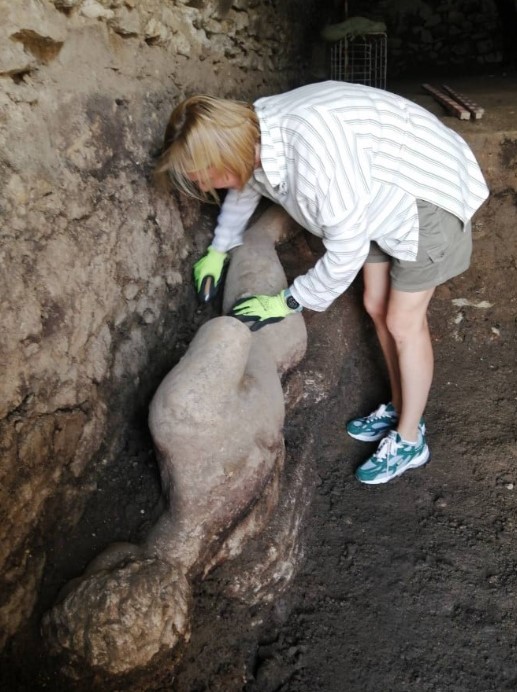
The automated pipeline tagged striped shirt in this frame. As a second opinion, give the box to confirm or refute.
[211,81,489,312]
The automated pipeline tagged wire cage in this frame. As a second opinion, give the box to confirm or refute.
[330,33,387,89]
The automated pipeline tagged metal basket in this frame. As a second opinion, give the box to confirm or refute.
[330,33,387,89]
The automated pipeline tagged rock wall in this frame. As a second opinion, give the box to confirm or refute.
[347,0,505,76]
[0,0,327,649]
[382,0,503,75]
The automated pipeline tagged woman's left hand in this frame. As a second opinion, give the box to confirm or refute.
[230,290,302,331]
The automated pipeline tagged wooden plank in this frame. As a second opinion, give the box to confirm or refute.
[422,83,471,120]
[441,84,485,119]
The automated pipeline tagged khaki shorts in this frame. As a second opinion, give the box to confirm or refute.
[366,199,472,292]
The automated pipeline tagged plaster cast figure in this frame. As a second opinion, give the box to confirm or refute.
[42,206,307,676]
[156,80,489,485]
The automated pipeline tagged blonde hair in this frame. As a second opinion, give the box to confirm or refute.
[155,94,260,202]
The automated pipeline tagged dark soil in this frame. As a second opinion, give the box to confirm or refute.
[169,190,517,692]
[2,82,517,692]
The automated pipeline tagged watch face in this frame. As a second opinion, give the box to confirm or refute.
[286,295,300,310]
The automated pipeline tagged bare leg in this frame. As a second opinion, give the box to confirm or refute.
[363,263,435,442]
[362,262,402,412]
[386,287,435,442]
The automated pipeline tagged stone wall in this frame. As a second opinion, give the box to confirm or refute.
[382,0,503,76]
[336,0,506,77]
[0,0,328,649]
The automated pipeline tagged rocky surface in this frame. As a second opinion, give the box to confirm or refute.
[0,0,326,651]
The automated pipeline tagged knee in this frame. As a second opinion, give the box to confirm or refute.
[386,310,427,343]
[363,291,386,323]
[385,312,406,342]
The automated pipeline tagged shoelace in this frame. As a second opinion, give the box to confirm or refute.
[373,433,398,472]
[366,403,389,421]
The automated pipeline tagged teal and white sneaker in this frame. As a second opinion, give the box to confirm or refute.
[346,402,398,442]
[355,430,430,485]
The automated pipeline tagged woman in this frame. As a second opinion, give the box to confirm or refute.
[155,80,489,485]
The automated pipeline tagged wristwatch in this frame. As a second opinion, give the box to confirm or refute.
[283,288,303,312]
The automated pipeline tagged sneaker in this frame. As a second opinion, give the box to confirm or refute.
[346,402,398,442]
[355,430,430,485]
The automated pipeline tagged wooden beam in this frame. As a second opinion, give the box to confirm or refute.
[422,83,471,120]
[441,84,485,119]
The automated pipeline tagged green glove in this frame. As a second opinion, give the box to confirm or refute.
[230,289,302,331]
[193,246,229,302]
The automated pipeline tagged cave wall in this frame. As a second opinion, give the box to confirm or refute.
[339,0,507,77]
[0,0,329,649]
[382,0,503,76]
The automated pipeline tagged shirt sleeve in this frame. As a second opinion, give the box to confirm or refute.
[286,106,375,311]
[290,211,371,312]
[210,185,262,252]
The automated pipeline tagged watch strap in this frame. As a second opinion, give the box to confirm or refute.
[283,288,303,312]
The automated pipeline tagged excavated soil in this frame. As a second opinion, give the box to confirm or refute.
[169,182,517,692]
[1,76,517,691]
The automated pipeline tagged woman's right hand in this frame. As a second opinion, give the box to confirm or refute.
[192,246,229,302]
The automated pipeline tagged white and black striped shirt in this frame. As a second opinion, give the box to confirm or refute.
[211,81,489,312]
